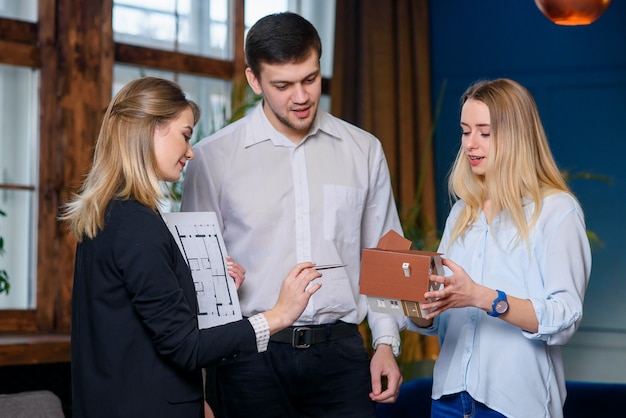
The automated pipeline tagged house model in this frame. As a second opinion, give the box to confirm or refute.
[359,230,443,318]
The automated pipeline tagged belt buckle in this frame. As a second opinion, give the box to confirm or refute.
[292,327,311,348]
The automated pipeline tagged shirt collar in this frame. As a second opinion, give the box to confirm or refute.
[244,101,341,148]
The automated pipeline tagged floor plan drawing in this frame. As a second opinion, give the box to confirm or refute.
[163,211,242,328]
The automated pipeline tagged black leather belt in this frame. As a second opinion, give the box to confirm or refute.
[270,321,358,348]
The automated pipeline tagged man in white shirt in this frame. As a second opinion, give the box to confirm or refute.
[181,12,405,418]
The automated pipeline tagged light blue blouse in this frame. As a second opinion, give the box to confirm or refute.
[408,192,591,418]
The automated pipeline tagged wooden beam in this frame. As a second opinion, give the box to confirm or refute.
[0,17,37,44]
[115,43,235,80]
[233,0,245,74]
[0,311,38,333]
[0,334,71,366]
[35,0,114,335]
[35,0,61,335]
[0,40,39,67]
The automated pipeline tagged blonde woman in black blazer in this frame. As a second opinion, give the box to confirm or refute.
[61,77,322,418]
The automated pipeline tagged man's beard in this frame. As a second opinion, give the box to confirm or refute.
[274,106,316,133]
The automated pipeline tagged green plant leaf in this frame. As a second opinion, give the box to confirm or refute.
[0,207,8,292]
[0,269,9,294]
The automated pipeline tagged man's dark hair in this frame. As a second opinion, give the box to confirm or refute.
[245,12,322,78]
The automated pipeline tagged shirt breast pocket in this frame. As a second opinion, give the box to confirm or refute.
[323,185,365,244]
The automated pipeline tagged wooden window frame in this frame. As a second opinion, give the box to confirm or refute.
[0,0,331,366]
[0,0,247,366]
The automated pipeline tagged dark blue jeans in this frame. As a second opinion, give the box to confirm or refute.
[431,392,506,418]
[216,333,377,418]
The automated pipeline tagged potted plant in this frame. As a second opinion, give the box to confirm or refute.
[0,208,9,294]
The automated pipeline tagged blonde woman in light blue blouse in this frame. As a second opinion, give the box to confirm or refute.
[409,78,591,418]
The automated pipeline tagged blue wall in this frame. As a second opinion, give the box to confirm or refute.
[429,0,626,382]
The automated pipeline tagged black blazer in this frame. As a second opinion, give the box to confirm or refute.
[71,199,257,417]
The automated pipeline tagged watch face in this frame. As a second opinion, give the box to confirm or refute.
[495,300,508,314]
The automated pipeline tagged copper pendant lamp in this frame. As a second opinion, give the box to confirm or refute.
[535,0,612,26]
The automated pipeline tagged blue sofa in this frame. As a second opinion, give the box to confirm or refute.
[376,378,626,417]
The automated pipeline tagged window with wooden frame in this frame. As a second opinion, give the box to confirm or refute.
[0,0,334,366]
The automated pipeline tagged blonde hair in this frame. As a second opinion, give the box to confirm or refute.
[447,78,570,246]
[61,77,200,242]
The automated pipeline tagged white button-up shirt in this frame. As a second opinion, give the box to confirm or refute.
[181,103,404,345]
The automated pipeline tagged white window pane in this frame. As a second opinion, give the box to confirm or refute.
[0,64,39,309]
[320,94,330,113]
[209,22,228,51]
[0,0,38,22]
[296,0,336,78]
[210,0,228,21]
[244,0,288,27]
[113,0,232,60]
[0,190,38,309]
[244,0,335,78]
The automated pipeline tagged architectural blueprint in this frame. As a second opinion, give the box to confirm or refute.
[162,211,242,328]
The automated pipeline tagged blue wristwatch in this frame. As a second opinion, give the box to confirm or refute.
[488,290,509,317]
